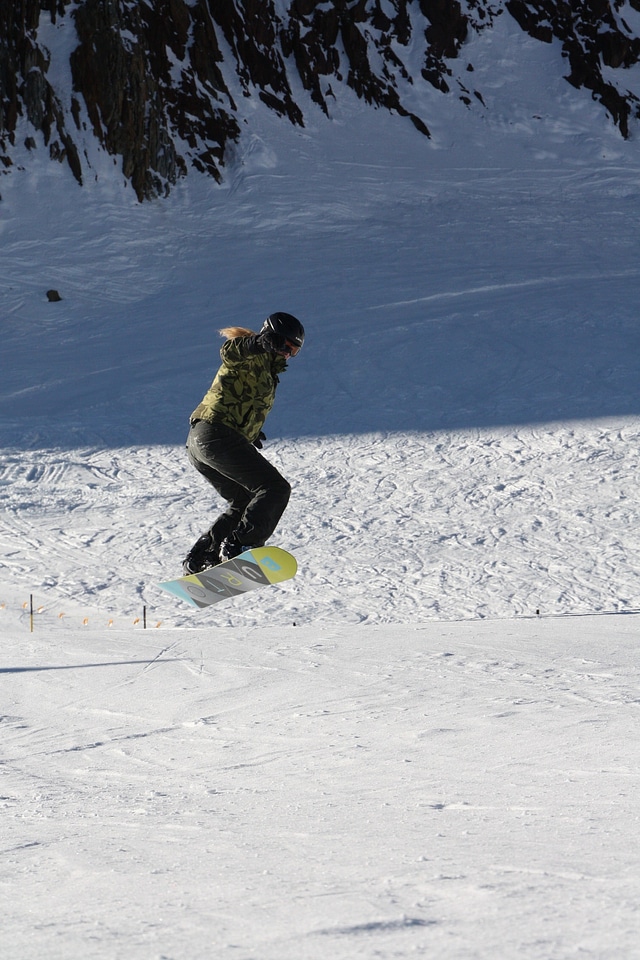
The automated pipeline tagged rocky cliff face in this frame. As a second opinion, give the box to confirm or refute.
[507,0,640,137]
[2,0,640,200]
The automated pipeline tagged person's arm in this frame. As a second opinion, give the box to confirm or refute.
[222,331,288,363]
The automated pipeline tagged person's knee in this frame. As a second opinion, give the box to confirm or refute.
[252,472,290,507]
[274,476,291,505]
[278,477,291,500]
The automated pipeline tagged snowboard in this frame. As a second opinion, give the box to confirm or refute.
[158,546,297,610]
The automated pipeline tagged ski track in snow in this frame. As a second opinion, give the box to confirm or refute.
[2,619,640,959]
[1,422,640,627]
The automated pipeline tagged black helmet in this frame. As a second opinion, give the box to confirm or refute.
[262,312,305,355]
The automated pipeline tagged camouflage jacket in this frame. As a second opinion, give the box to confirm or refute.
[190,336,288,443]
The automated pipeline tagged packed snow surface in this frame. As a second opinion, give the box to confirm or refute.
[2,14,640,959]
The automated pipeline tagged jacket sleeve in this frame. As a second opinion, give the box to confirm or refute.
[220,335,265,365]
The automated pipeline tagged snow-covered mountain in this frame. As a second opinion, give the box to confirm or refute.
[3,0,640,198]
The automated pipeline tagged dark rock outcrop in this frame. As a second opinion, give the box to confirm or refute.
[0,0,81,182]
[506,0,640,137]
[2,1,640,200]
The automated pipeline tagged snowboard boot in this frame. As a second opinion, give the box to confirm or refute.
[219,535,263,563]
[183,533,220,576]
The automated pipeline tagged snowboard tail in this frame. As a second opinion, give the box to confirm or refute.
[158,546,297,609]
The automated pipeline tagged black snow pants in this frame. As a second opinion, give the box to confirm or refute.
[186,419,291,548]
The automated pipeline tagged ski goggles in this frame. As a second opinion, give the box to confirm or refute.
[284,338,302,357]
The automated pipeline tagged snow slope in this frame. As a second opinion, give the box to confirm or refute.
[2,13,640,959]
[3,617,640,960]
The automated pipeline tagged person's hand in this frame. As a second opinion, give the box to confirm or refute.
[257,328,289,355]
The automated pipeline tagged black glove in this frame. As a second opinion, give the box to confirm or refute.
[256,328,288,355]
[253,431,267,449]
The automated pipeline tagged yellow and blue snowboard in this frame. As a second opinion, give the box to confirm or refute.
[159,546,297,610]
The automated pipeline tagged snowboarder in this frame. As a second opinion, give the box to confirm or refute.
[182,312,305,575]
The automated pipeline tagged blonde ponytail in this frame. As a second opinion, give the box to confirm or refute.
[219,326,255,339]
